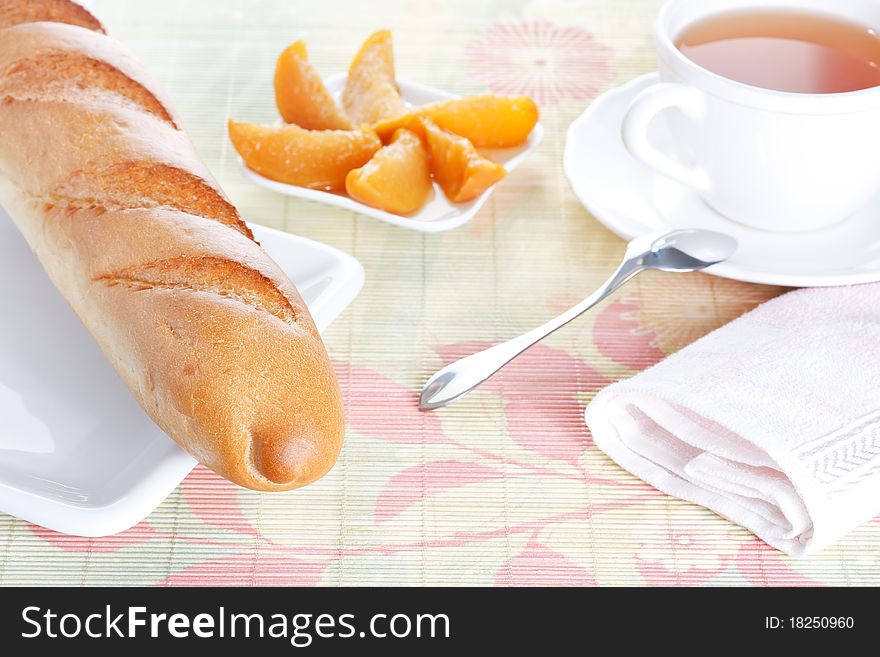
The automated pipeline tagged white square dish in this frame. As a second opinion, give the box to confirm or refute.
[238,74,544,232]
[0,210,364,537]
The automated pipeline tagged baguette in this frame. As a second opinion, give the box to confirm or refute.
[0,1,345,491]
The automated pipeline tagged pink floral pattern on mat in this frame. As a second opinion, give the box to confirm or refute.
[495,539,597,586]
[593,298,666,369]
[163,554,332,587]
[24,345,809,586]
[374,461,504,523]
[465,20,614,104]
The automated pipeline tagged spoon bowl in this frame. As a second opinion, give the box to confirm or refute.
[642,229,738,272]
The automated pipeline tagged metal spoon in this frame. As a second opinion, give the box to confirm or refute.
[419,229,737,411]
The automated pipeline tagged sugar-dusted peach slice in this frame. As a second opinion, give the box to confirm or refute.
[342,30,407,125]
[345,128,431,215]
[423,118,506,203]
[274,40,352,130]
[375,95,539,148]
[228,119,381,190]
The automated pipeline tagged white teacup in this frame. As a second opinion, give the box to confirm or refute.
[622,0,880,232]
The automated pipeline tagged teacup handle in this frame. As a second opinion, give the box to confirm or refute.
[621,82,711,192]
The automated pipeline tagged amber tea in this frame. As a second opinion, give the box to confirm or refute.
[676,9,880,94]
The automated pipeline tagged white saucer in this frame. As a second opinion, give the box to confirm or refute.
[564,73,880,287]
[0,211,364,537]
[240,74,544,233]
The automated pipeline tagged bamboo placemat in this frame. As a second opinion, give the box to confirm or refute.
[1,0,878,586]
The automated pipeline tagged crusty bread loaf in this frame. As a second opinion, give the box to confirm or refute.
[0,1,345,491]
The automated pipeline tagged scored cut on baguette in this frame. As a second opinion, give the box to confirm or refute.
[0,1,345,491]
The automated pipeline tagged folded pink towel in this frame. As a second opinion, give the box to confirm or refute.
[586,284,880,556]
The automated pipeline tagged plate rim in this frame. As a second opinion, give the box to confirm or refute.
[564,72,880,288]
[238,76,544,233]
[0,222,364,537]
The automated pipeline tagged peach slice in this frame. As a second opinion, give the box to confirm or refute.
[228,119,381,190]
[374,95,539,148]
[345,128,431,215]
[274,40,352,130]
[342,30,407,125]
[423,118,506,203]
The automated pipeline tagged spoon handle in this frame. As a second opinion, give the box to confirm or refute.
[419,258,644,410]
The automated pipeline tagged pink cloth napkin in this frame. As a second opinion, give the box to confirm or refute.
[586,284,880,556]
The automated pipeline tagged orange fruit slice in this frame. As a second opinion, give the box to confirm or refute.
[422,118,506,203]
[375,95,538,148]
[345,128,431,215]
[228,119,381,190]
[274,40,352,130]
[342,30,407,125]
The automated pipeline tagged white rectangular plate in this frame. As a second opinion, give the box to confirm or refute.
[240,75,544,232]
[0,209,364,537]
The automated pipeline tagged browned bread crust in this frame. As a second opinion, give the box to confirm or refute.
[0,0,104,32]
[0,13,345,490]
